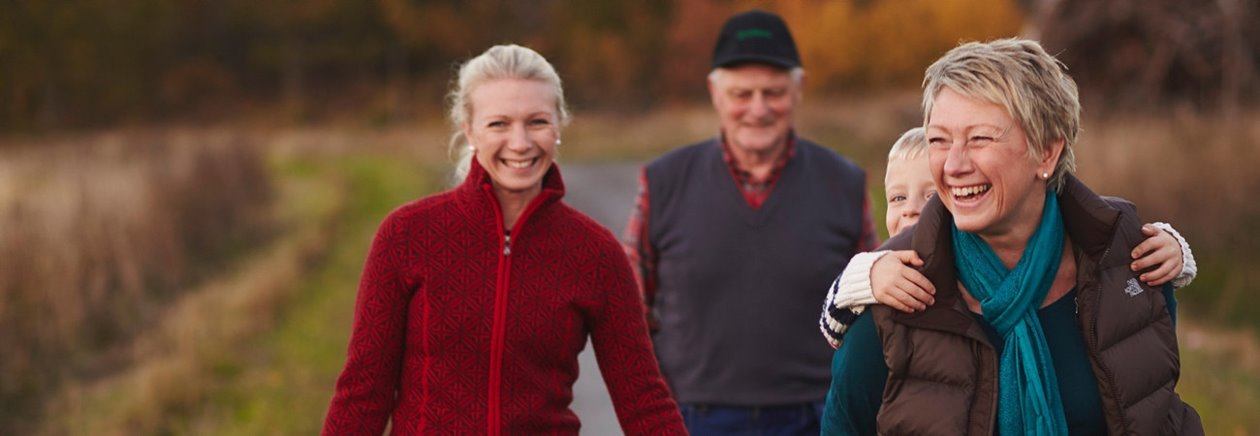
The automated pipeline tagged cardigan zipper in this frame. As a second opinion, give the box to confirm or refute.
[488,239,511,436]
[483,184,552,436]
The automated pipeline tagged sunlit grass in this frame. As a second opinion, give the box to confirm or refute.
[185,154,437,435]
[34,141,342,435]
[1178,319,1260,434]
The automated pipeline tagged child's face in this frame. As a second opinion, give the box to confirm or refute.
[885,155,937,236]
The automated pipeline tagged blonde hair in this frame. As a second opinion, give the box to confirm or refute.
[887,127,928,161]
[921,38,1080,191]
[447,44,570,183]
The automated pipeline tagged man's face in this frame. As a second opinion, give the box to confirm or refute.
[708,64,801,157]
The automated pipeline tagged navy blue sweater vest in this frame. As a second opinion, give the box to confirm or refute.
[645,137,869,405]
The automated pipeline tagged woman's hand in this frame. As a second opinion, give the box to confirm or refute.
[870,250,936,312]
[1131,223,1184,286]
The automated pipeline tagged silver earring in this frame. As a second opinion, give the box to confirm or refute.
[1041,172,1050,180]
[555,138,562,145]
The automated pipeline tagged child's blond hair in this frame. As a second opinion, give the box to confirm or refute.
[887,127,928,161]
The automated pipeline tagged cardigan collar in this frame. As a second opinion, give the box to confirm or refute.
[458,157,567,208]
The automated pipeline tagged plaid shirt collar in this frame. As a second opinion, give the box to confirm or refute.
[720,131,797,196]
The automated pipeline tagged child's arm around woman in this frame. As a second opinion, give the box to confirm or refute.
[820,222,1196,348]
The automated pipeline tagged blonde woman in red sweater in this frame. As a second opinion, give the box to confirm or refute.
[322,44,685,435]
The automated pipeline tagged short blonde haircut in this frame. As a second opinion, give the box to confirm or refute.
[447,44,570,183]
[887,127,928,161]
[922,38,1080,191]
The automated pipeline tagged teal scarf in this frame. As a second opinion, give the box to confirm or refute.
[952,192,1069,435]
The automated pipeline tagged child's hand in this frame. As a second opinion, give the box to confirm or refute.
[870,250,936,312]
[1131,223,1184,286]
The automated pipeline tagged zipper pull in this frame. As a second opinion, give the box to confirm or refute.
[503,234,511,256]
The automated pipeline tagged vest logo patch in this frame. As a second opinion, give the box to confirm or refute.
[1124,278,1145,297]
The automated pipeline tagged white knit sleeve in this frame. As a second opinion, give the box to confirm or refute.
[1150,222,1197,289]
[832,251,886,309]
[819,250,888,348]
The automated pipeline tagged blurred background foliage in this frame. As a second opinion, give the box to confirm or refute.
[0,0,1224,129]
[8,0,1252,131]
[2,0,1258,434]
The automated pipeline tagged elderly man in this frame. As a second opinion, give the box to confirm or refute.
[623,9,879,435]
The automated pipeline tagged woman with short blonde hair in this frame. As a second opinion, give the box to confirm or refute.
[822,38,1202,435]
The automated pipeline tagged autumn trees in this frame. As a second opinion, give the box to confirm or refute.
[4,0,1245,131]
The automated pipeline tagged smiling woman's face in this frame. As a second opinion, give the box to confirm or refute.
[464,78,560,202]
[927,87,1059,243]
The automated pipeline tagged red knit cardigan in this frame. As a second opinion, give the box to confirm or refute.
[322,160,684,435]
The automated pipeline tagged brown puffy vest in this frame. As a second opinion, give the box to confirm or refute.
[870,175,1203,435]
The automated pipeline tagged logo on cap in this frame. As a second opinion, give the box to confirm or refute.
[736,29,773,41]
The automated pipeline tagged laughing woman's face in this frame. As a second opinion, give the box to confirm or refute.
[926,87,1059,244]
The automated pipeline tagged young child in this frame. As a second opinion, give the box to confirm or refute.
[819,127,1197,348]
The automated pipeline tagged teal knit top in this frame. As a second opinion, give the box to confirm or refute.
[822,286,1177,435]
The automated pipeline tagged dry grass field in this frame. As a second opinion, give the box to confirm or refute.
[0,132,274,431]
